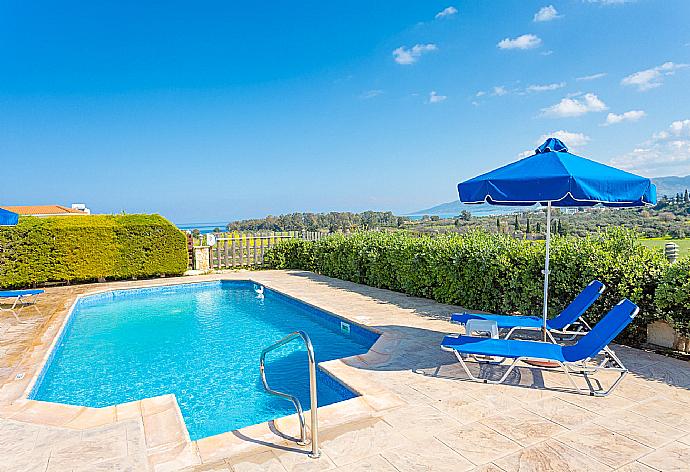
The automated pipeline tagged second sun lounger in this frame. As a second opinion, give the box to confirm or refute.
[451,280,605,342]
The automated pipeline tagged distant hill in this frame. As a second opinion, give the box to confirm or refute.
[653,175,690,198]
[409,201,538,217]
[411,175,690,216]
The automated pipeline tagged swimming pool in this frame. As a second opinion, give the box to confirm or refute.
[31,281,378,440]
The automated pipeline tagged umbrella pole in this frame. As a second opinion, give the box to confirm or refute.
[542,202,552,342]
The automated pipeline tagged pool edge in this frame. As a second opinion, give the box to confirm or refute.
[4,274,404,471]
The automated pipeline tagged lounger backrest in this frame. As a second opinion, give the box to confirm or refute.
[548,280,605,330]
[561,298,638,362]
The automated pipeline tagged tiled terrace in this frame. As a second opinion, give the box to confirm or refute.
[1,270,690,472]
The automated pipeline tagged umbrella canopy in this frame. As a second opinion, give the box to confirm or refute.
[459,138,657,207]
[0,208,19,226]
[458,138,656,340]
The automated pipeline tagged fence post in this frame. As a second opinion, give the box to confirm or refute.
[224,239,229,267]
[192,246,211,272]
[237,233,244,267]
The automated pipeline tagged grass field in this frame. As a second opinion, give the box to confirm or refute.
[640,238,690,258]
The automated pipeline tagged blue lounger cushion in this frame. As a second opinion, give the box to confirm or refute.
[451,280,605,331]
[442,335,567,362]
[0,289,44,297]
[442,298,638,363]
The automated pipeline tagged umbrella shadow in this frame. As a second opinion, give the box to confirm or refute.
[286,271,690,393]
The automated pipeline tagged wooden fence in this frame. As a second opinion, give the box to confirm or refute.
[208,231,328,269]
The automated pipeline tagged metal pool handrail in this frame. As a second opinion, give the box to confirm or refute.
[259,331,320,459]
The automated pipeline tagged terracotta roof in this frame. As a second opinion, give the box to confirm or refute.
[0,205,87,216]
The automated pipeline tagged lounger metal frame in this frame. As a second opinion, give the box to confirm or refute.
[442,343,629,397]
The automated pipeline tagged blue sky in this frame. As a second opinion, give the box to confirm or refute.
[2,0,689,222]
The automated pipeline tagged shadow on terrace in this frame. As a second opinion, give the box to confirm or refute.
[290,271,690,394]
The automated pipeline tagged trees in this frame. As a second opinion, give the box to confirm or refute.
[226,211,406,232]
[513,215,519,231]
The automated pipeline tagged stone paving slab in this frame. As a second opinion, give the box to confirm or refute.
[0,270,689,471]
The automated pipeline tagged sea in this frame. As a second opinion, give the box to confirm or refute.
[176,206,532,233]
[176,222,229,234]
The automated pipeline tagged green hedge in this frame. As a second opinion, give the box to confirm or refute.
[0,214,188,288]
[265,229,670,343]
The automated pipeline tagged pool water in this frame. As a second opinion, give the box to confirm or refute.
[31,281,378,440]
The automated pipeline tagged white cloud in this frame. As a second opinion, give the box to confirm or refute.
[534,5,561,22]
[611,119,690,175]
[428,91,447,104]
[476,86,509,98]
[435,6,458,19]
[541,93,608,118]
[603,110,646,126]
[392,44,438,65]
[576,72,607,81]
[621,62,689,91]
[670,119,690,134]
[518,131,590,157]
[497,34,542,50]
[359,90,383,99]
[539,131,590,148]
[526,82,566,92]
[492,86,508,96]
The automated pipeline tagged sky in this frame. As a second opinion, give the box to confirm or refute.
[1,0,689,222]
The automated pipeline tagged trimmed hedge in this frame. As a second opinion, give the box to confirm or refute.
[265,229,670,343]
[0,214,188,288]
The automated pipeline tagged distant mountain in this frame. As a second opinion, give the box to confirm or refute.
[653,175,690,198]
[409,201,538,217]
[410,176,690,216]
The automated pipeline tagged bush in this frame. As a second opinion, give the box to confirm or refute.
[0,214,188,288]
[265,228,669,342]
[655,257,690,336]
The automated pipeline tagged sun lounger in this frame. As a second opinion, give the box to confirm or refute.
[441,298,638,396]
[451,280,605,342]
[0,289,44,318]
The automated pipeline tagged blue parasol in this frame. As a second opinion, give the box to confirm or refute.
[458,138,656,338]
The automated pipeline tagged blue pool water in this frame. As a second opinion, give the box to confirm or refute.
[31,281,377,440]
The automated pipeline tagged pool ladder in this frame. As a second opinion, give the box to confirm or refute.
[260,331,320,458]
